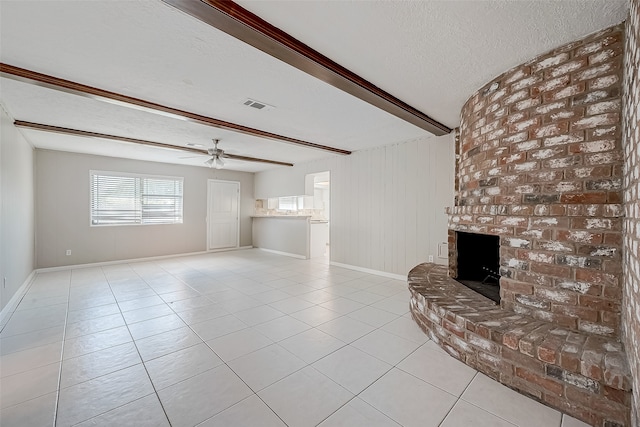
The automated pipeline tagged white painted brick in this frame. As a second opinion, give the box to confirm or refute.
[558,280,593,294]
[544,134,584,146]
[535,52,570,70]
[513,161,538,172]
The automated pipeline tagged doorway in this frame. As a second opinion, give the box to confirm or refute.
[207,180,240,250]
[306,171,330,260]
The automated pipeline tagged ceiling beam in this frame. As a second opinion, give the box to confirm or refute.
[13,120,295,167]
[161,0,452,136]
[0,63,351,155]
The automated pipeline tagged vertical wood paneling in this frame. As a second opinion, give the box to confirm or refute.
[396,142,406,273]
[405,140,418,270]
[415,141,427,263]
[427,139,437,260]
[372,146,384,269]
[384,143,394,273]
[254,133,454,276]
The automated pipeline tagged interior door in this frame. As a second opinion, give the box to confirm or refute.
[207,180,240,250]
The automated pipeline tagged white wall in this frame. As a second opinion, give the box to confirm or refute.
[36,150,254,268]
[255,133,455,276]
[0,106,35,312]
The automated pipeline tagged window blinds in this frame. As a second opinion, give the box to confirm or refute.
[90,171,183,225]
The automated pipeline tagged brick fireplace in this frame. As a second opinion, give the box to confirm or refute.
[451,21,626,337]
[409,22,634,426]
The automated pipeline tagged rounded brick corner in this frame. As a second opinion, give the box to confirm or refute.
[408,262,631,426]
[451,22,626,338]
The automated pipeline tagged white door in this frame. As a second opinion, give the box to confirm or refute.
[207,180,240,250]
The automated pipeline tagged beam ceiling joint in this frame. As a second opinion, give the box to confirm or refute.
[0,62,351,155]
[161,0,451,136]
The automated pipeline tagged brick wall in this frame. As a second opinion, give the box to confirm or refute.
[622,0,640,423]
[452,24,625,337]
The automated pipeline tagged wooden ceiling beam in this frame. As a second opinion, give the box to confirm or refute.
[161,0,452,136]
[13,120,295,167]
[0,63,350,155]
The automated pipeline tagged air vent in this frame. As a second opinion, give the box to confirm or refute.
[243,98,275,111]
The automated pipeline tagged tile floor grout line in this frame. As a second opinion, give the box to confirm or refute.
[391,343,475,400]
[151,256,330,426]
[99,263,174,427]
[70,255,291,423]
[129,256,291,426]
[452,375,539,427]
[52,268,73,427]
[2,250,579,426]
[434,371,480,427]
[310,318,418,427]
[441,371,531,427]
[314,359,398,426]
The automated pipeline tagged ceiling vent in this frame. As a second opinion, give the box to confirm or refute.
[243,98,275,111]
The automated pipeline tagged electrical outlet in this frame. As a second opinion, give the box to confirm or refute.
[66,250,72,256]
[429,255,434,263]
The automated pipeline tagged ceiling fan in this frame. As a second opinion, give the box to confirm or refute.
[195,138,295,168]
[204,139,226,169]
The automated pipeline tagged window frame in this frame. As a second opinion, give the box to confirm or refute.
[89,170,184,227]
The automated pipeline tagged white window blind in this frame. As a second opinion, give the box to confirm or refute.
[277,196,298,211]
[90,171,183,225]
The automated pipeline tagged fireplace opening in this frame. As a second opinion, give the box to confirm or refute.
[455,231,500,303]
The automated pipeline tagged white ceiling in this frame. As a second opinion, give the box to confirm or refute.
[0,0,629,172]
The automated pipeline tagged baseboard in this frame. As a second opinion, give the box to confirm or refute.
[0,270,36,325]
[257,248,308,260]
[37,249,218,272]
[329,261,407,281]
[207,245,253,253]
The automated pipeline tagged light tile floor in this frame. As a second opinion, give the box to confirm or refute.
[0,249,590,426]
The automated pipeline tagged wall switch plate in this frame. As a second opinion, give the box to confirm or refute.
[66,250,71,256]
[429,255,434,263]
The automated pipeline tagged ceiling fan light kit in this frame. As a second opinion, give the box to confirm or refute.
[205,156,225,169]
[206,138,226,169]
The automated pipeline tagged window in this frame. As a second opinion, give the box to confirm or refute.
[90,171,183,225]
[277,196,298,211]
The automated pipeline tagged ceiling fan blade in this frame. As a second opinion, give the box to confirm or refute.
[225,153,294,167]
[179,155,207,159]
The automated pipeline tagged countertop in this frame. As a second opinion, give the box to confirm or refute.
[251,215,311,219]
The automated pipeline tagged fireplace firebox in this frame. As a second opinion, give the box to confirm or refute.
[454,231,500,303]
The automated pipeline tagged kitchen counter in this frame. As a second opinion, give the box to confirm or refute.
[252,216,329,259]
[252,216,310,258]
[251,215,311,219]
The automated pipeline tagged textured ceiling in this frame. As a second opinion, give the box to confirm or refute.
[236,0,629,129]
[0,0,629,172]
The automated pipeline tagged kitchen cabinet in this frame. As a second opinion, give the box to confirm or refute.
[310,221,329,258]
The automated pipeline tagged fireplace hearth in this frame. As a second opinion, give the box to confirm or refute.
[454,231,500,303]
